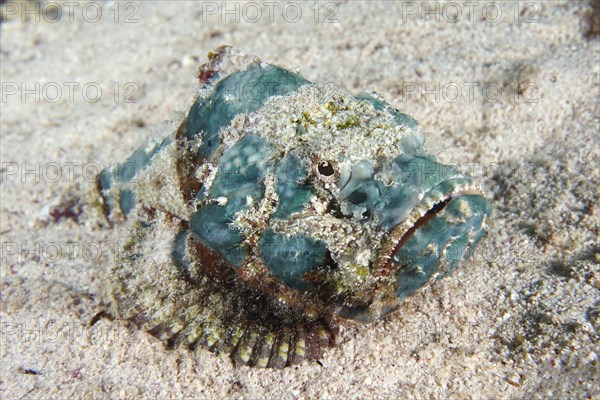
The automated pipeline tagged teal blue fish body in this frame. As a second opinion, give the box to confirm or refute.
[94,46,491,368]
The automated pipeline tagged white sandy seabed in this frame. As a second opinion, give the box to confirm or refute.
[0,1,598,399]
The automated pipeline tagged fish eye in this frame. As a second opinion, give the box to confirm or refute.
[316,160,335,177]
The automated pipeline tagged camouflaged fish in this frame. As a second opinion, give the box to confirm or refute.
[85,46,491,368]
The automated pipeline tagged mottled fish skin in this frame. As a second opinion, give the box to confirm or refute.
[88,46,491,368]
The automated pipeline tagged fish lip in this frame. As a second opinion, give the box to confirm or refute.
[374,183,488,279]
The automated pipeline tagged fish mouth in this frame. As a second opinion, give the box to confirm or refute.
[379,185,491,302]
